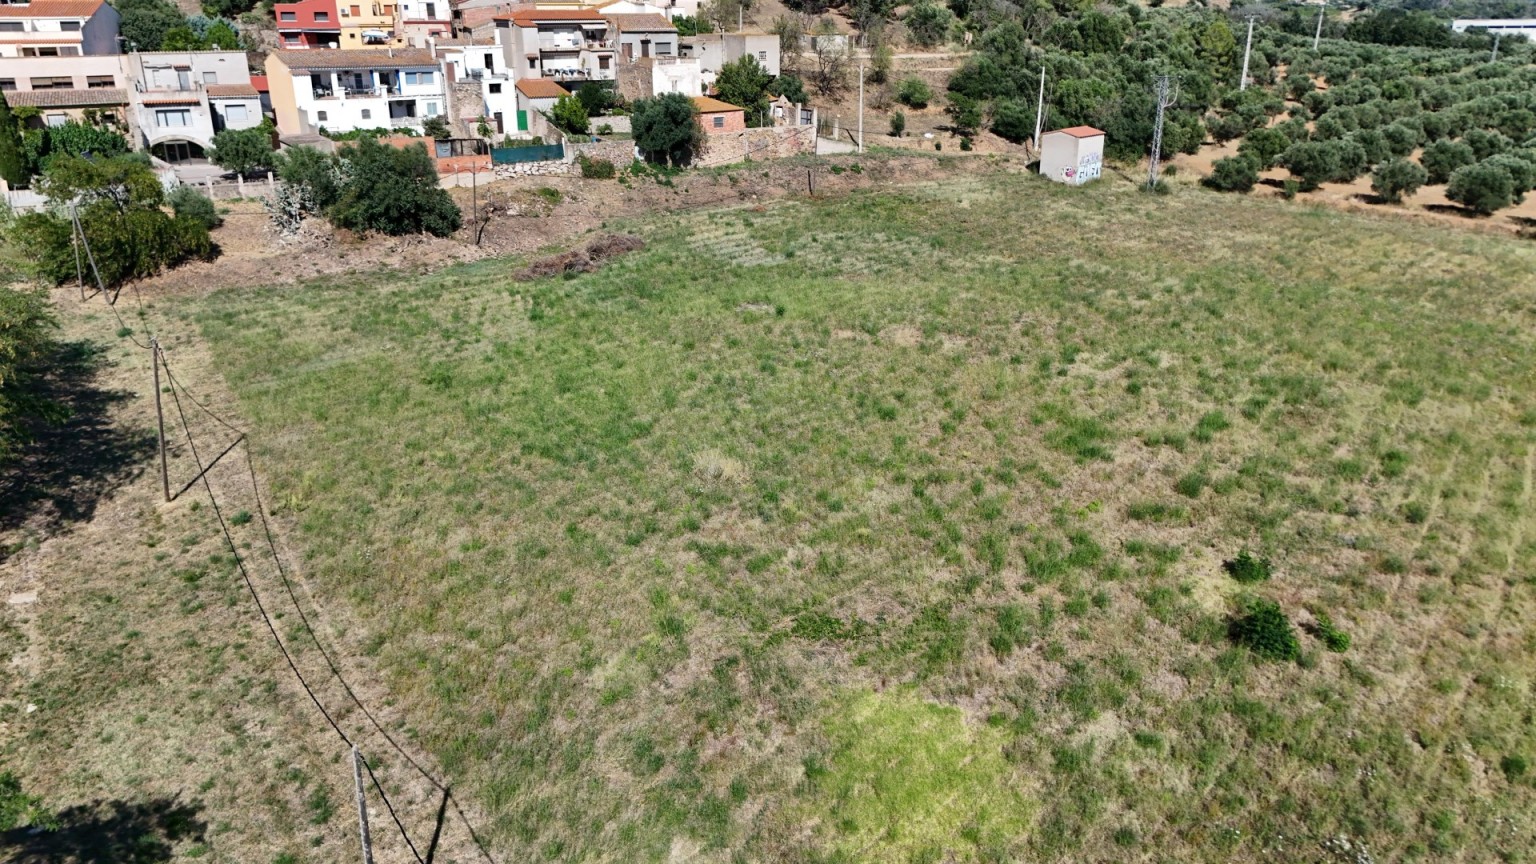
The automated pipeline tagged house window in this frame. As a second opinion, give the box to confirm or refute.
[657,43,672,55]
[155,109,191,127]
[314,11,329,21]
[30,77,72,90]
[360,108,371,119]
[488,83,501,93]
[60,20,80,30]
[350,4,360,13]
[225,103,249,122]
[712,115,723,128]
[87,75,114,88]
[203,71,218,84]
[0,79,13,91]
[316,110,328,121]
[280,11,297,20]
[528,57,536,69]
[46,113,67,127]
[598,56,610,69]
[424,101,439,116]
[0,22,22,32]
[58,46,79,56]
[284,33,300,43]
[425,1,435,16]
[404,70,434,86]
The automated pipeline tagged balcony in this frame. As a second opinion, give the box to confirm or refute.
[538,38,612,52]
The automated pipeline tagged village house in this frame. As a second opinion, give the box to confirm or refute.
[126,50,263,163]
[274,0,341,49]
[0,0,119,58]
[494,8,615,84]
[396,0,450,46]
[604,12,675,61]
[266,47,446,136]
[0,53,126,131]
[439,40,517,136]
[692,95,742,133]
[337,0,404,49]
[678,31,778,90]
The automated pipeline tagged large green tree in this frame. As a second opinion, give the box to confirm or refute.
[714,55,774,127]
[116,0,188,50]
[329,137,461,236]
[208,126,275,177]
[0,92,24,187]
[632,93,704,166]
[0,287,58,464]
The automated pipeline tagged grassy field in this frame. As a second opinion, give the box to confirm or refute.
[188,167,1536,863]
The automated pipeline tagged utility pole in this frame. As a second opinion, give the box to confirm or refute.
[1147,74,1177,190]
[1313,0,1325,51]
[70,204,84,300]
[152,339,169,503]
[1239,16,1255,91]
[1032,65,1045,153]
[857,62,864,154]
[352,746,375,864]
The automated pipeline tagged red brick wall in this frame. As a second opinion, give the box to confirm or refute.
[700,109,745,134]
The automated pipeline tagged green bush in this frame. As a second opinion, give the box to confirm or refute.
[1203,155,1259,192]
[896,76,932,109]
[632,93,703,166]
[990,99,1033,143]
[1501,754,1528,781]
[889,109,905,138]
[1421,139,1475,185]
[551,94,591,136]
[1312,612,1351,653]
[1446,161,1514,214]
[330,137,461,236]
[1222,549,1272,584]
[578,154,616,179]
[1230,597,1300,662]
[168,185,221,230]
[1371,158,1428,203]
[208,126,274,177]
[1236,127,1290,170]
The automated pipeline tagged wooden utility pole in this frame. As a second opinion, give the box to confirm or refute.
[151,339,169,503]
[352,745,375,864]
[1239,17,1255,91]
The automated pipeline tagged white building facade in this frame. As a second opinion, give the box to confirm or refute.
[127,50,262,162]
[0,0,120,58]
[267,48,447,135]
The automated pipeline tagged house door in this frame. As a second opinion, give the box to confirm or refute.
[622,43,632,60]
[493,111,503,134]
[177,68,191,89]
[516,110,527,131]
[641,39,650,57]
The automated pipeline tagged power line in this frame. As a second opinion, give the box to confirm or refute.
[160,345,427,864]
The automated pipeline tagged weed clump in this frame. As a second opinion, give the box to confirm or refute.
[1312,612,1351,653]
[1230,597,1300,662]
[1222,549,1272,584]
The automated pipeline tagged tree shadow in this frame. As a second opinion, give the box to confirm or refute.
[0,339,156,559]
[1352,192,1390,205]
[1424,203,1481,218]
[1,796,206,863]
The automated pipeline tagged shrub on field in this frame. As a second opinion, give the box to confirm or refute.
[1371,158,1428,203]
[1421,139,1475,184]
[1230,597,1300,662]
[578,154,616,179]
[1222,549,1272,584]
[1203,155,1259,192]
[169,185,221,230]
[1445,161,1514,214]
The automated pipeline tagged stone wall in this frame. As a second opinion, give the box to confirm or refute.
[492,160,575,178]
[695,124,815,168]
[615,57,653,104]
[570,137,637,165]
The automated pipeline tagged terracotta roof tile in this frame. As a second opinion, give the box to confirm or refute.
[692,95,741,113]
[1046,125,1104,139]
[0,0,104,18]
[270,48,438,70]
[603,12,673,31]
[501,8,606,25]
[141,94,203,105]
[6,87,124,107]
[514,78,567,98]
[206,83,259,98]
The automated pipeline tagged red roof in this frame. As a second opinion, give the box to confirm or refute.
[0,0,104,17]
[692,95,741,114]
[515,78,567,99]
[500,8,606,24]
[249,74,269,92]
[1046,125,1104,139]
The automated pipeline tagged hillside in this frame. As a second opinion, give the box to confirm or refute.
[6,161,1536,862]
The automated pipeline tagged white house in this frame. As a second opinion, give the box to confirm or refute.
[441,40,519,135]
[1039,125,1104,186]
[494,8,616,83]
[605,12,676,61]
[266,48,447,136]
[0,0,120,58]
[126,50,262,163]
[649,56,700,96]
[1450,19,1536,39]
[397,0,450,46]
[679,31,778,88]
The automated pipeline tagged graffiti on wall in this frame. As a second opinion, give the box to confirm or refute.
[1076,152,1102,183]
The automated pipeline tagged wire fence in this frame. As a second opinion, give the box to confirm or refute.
[67,211,500,864]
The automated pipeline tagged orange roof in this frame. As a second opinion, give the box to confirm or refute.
[0,0,104,16]
[1046,125,1104,139]
[206,83,259,98]
[141,94,203,105]
[501,8,606,24]
[515,78,568,98]
[603,12,673,31]
[692,95,741,114]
